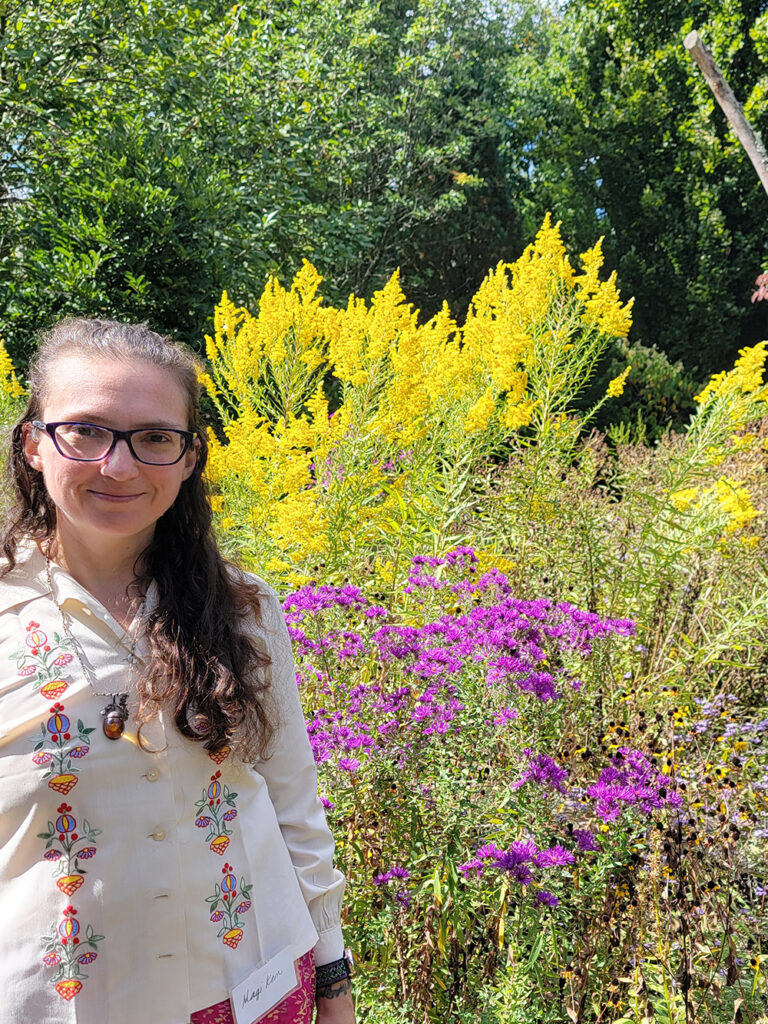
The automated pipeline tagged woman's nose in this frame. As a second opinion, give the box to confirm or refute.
[100,438,140,477]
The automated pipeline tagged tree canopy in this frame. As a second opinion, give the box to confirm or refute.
[508,0,768,372]
[0,0,766,374]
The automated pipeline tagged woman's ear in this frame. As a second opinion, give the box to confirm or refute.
[181,436,201,481]
[22,422,44,472]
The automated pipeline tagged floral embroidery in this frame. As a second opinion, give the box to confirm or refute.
[205,862,253,949]
[208,744,231,766]
[195,770,239,856]
[11,621,75,701]
[41,906,104,1001]
[37,802,102,896]
[194,765,254,949]
[12,621,106,1002]
[14,620,92,794]
[32,702,95,795]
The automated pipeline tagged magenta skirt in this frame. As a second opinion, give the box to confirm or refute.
[191,950,315,1024]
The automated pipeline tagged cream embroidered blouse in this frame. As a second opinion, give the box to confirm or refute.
[0,542,345,1024]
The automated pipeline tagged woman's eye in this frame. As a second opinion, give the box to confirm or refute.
[143,432,174,444]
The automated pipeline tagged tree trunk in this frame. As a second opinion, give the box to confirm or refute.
[684,29,768,199]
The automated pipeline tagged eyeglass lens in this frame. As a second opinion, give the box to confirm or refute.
[54,424,186,465]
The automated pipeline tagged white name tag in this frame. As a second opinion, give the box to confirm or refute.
[230,947,299,1024]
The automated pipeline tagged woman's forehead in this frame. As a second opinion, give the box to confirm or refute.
[41,352,190,424]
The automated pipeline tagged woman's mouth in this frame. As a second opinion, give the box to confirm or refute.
[89,491,143,503]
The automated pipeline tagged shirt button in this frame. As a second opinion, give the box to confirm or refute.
[146,769,160,782]
[151,829,166,842]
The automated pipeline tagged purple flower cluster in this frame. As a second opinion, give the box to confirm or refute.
[405,548,479,594]
[573,828,600,852]
[285,582,369,621]
[287,549,636,769]
[512,753,569,793]
[459,839,575,890]
[373,865,411,885]
[688,694,768,746]
[586,747,683,822]
[373,865,412,908]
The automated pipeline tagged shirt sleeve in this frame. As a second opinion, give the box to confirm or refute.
[252,581,346,966]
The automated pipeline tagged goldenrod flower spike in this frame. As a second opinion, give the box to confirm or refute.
[607,366,632,398]
[0,339,25,398]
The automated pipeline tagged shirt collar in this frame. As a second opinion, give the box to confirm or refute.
[1,538,156,662]
[0,539,52,612]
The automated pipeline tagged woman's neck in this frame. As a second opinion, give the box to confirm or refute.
[46,526,150,626]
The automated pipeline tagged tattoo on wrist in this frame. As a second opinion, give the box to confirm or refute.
[316,978,352,1000]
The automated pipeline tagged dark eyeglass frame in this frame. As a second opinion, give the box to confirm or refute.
[32,420,196,466]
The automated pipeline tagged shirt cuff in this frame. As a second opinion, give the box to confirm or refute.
[312,923,345,967]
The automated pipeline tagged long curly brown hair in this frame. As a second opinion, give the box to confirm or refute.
[1,318,274,760]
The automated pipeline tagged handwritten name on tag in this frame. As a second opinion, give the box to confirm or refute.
[230,947,299,1024]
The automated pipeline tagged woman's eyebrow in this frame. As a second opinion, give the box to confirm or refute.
[53,417,187,430]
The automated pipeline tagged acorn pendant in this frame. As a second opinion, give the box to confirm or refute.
[101,695,129,740]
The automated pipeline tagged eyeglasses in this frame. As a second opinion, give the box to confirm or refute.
[32,420,196,466]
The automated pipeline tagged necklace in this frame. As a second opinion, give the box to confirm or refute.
[45,555,145,741]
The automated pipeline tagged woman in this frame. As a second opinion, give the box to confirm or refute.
[0,319,355,1024]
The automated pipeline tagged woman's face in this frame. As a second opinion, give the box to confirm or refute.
[23,353,198,550]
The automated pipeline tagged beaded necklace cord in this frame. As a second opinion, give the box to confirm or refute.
[45,554,145,740]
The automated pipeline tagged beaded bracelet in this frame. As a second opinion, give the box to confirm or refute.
[315,953,352,993]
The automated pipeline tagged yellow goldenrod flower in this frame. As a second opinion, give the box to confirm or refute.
[695,341,768,405]
[712,477,761,533]
[463,388,496,434]
[669,487,699,512]
[0,339,25,397]
[606,365,631,398]
[503,399,536,431]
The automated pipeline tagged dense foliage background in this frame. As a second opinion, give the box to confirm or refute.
[1,4,767,1020]
[1,0,767,386]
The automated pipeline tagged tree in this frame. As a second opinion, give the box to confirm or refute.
[506,0,768,373]
[0,0,532,362]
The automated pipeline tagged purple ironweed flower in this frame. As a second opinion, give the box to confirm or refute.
[535,845,575,868]
[512,754,569,793]
[493,706,519,726]
[338,757,361,773]
[374,866,411,886]
[573,828,600,852]
[536,891,559,907]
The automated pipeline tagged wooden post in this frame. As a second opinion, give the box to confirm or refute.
[684,29,768,198]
